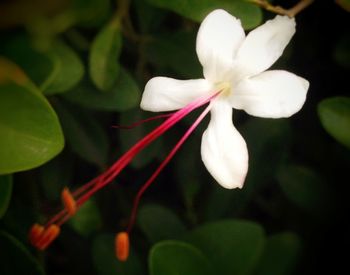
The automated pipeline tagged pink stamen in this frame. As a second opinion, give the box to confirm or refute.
[112,113,174,129]
[126,102,213,233]
[30,91,220,249]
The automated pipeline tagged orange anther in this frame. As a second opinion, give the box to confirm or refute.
[29,223,44,246]
[36,224,61,250]
[61,187,77,216]
[115,232,129,261]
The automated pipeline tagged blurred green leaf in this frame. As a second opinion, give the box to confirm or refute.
[92,234,143,275]
[90,21,122,91]
[69,199,102,237]
[0,231,45,275]
[119,109,163,168]
[149,240,215,275]
[335,0,350,12]
[334,34,350,68]
[318,97,350,149]
[138,204,186,243]
[72,0,111,28]
[255,232,301,275]
[0,35,83,95]
[40,152,74,200]
[63,68,141,112]
[145,31,202,78]
[146,0,262,29]
[0,82,64,174]
[0,175,12,218]
[0,34,53,86]
[41,41,84,95]
[276,165,331,217]
[185,220,265,275]
[54,101,109,167]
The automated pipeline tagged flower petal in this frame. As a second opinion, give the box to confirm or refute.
[140,77,212,112]
[230,70,309,118]
[196,9,245,82]
[235,15,295,77]
[201,100,248,189]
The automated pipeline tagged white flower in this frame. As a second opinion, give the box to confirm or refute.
[140,9,309,189]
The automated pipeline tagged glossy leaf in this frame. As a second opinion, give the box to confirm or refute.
[146,0,262,29]
[92,234,142,275]
[90,21,122,91]
[0,231,45,275]
[69,199,102,237]
[0,82,64,174]
[63,69,141,111]
[149,240,215,275]
[185,220,265,275]
[318,97,350,149]
[138,204,186,243]
[54,101,109,167]
[276,165,331,216]
[0,175,13,218]
[255,232,301,275]
[41,41,84,95]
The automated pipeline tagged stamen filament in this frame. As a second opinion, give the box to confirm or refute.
[29,91,220,250]
[126,102,213,233]
[112,113,174,129]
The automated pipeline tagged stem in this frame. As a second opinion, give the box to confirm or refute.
[250,0,314,17]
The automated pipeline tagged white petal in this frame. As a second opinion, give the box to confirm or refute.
[230,70,309,118]
[201,100,248,189]
[196,9,245,82]
[235,15,295,76]
[140,77,212,112]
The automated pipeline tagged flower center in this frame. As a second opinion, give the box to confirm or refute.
[215,81,232,98]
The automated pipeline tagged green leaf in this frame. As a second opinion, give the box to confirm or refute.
[92,234,143,275]
[0,175,12,218]
[318,97,350,149]
[185,220,265,275]
[255,232,301,275]
[335,0,350,12]
[90,21,122,91]
[0,231,45,275]
[149,240,215,275]
[138,204,186,243]
[63,68,141,112]
[146,0,262,29]
[276,165,331,217]
[334,34,350,69]
[54,101,109,167]
[69,199,102,237]
[40,153,74,200]
[145,31,202,78]
[41,41,84,95]
[72,0,112,27]
[0,35,83,95]
[0,82,64,174]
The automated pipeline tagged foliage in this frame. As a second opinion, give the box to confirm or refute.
[0,0,348,275]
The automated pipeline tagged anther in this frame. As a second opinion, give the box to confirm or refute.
[36,224,61,250]
[29,223,44,246]
[115,232,129,261]
[61,187,77,216]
